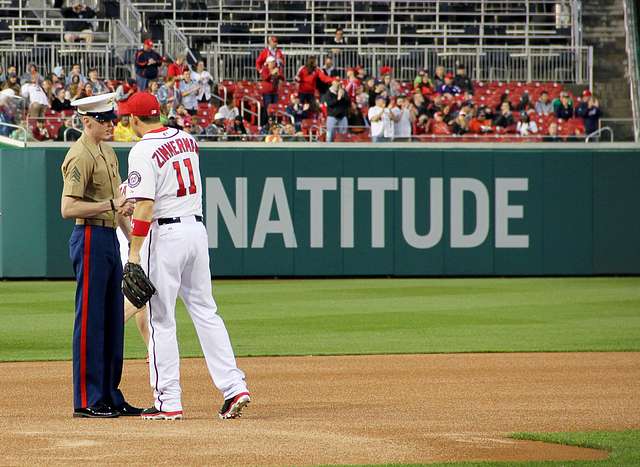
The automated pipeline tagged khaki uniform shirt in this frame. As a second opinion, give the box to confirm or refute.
[61,133,121,223]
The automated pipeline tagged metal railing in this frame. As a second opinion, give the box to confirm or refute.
[239,93,261,126]
[128,0,580,47]
[586,127,614,143]
[162,19,197,64]
[203,44,593,85]
[0,122,27,145]
[622,0,640,142]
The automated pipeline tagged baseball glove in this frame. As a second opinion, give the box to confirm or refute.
[122,262,156,309]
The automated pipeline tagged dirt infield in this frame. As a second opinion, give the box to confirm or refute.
[1,353,639,466]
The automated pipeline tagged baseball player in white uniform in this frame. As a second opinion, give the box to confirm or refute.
[118,92,250,420]
[116,186,150,349]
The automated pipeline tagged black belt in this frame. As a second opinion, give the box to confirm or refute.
[157,215,203,225]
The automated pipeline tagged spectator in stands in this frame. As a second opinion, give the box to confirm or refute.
[135,39,163,91]
[355,85,368,108]
[454,65,473,95]
[115,78,136,102]
[494,102,515,130]
[20,64,40,86]
[368,95,394,142]
[576,91,602,137]
[179,69,199,114]
[21,75,50,120]
[2,73,20,95]
[87,68,108,95]
[469,109,493,134]
[286,93,309,131]
[535,90,553,115]
[451,111,470,135]
[344,68,361,102]
[32,120,51,141]
[318,56,339,101]
[543,122,561,142]
[260,56,284,111]
[333,27,347,45]
[56,117,81,142]
[192,60,213,103]
[51,88,72,112]
[265,124,283,143]
[381,72,401,97]
[429,112,451,136]
[347,100,366,134]
[256,36,285,71]
[78,82,94,100]
[65,64,86,86]
[414,69,433,97]
[167,55,189,81]
[282,122,305,142]
[325,79,350,142]
[204,113,226,141]
[113,115,138,142]
[157,76,179,113]
[218,97,240,120]
[368,80,387,107]
[437,73,461,97]
[433,66,446,89]
[68,75,83,101]
[61,2,95,43]
[176,104,193,127]
[296,57,333,108]
[516,90,532,112]
[50,67,65,92]
[555,92,574,120]
[393,95,415,141]
[412,91,429,118]
[516,112,538,136]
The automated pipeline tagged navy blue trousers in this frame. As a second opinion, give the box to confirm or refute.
[69,225,125,410]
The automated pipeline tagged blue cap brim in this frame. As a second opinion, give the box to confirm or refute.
[81,110,118,122]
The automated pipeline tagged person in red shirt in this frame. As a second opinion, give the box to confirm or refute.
[428,112,451,135]
[295,57,333,109]
[344,68,361,101]
[260,56,284,112]
[167,54,188,86]
[256,36,285,72]
[469,109,494,134]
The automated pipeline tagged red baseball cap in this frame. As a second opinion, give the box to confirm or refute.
[582,89,592,97]
[445,72,454,79]
[144,39,154,48]
[269,35,278,43]
[117,92,160,117]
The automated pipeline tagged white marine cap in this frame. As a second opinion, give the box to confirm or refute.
[71,92,118,121]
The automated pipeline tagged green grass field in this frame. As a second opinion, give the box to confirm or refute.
[0,277,639,361]
[1,277,639,466]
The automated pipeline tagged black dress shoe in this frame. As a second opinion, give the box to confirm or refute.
[73,404,120,418]
[116,402,143,416]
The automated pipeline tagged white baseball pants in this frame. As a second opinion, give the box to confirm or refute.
[141,216,247,412]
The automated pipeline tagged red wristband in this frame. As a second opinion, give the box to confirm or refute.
[131,219,151,237]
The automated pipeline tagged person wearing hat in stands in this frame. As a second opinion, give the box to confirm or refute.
[256,36,285,71]
[576,89,602,138]
[60,92,142,418]
[555,91,574,120]
[135,39,163,92]
[437,73,462,97]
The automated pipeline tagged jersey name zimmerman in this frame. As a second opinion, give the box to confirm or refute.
[152,137,199,168]
[127,128,203,220]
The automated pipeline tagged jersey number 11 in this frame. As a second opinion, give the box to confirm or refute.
[172,158,197,197]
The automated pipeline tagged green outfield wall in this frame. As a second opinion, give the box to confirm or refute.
[1,145,639,277]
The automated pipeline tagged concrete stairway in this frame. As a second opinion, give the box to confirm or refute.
[581,0,634,139]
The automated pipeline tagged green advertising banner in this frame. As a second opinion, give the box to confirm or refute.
[1,146,639,277]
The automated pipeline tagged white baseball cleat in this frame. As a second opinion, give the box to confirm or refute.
[141,407,183,420]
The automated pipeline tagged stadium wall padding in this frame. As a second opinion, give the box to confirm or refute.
[1,146,639,278]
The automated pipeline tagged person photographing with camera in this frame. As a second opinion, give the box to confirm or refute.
[325,79,350,142]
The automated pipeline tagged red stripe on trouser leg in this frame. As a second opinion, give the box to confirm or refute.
[80,225,92,408]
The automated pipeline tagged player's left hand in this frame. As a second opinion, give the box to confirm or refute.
[118,200,135,217]
[122,262,156,308]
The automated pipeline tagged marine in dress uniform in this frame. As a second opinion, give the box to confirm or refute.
[60,93,142,418]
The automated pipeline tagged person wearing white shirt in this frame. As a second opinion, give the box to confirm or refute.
[191,60,213,103]
[21,78,50,119]
[218,99,240,120]
[516,113,539,136]
[368,95,388,142]
[393,96,415,141]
